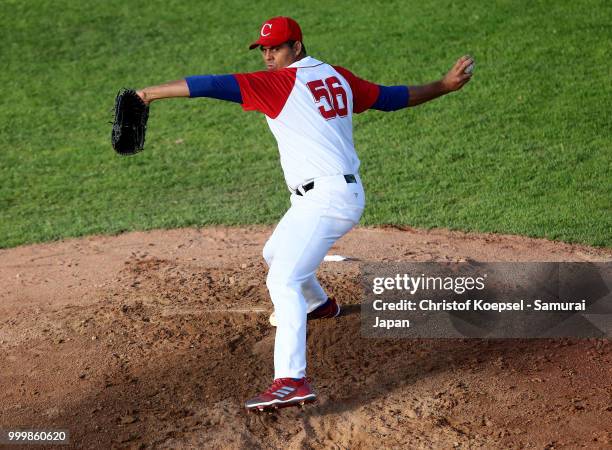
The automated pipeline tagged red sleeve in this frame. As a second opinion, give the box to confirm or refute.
[233,69,297,119]
[333,66,380,114]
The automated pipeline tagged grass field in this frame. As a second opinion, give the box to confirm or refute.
[1,0,610,248]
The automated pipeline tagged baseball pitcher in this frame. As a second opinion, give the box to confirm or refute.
[125,16,473,412]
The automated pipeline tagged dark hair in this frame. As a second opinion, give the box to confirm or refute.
[286,40,307,56]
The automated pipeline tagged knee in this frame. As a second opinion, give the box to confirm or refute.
[266,270,300,294]
[266,271,285,291]
[266,271,307,315]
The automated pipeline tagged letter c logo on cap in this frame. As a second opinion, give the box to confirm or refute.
[261,23,272,36]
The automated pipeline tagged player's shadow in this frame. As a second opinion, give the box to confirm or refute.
[339,303,360,318]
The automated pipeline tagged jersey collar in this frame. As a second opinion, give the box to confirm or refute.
[287,56,323,69]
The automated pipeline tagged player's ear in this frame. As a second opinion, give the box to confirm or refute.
[293,41,302,57]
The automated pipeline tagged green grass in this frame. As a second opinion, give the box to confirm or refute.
[1,0,610,248]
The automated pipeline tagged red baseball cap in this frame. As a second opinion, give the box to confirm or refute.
[249,16,303,50]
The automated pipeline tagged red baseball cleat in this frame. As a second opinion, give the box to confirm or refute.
[307,297,341,321]
[245,377,317,411]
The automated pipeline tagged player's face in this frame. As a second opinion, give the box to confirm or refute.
[260,42,300,71]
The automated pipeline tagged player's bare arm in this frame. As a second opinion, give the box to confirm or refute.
[408,55,474,107]
[136,79,190,105]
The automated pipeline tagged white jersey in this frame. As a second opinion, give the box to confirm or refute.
[234,56,380,189]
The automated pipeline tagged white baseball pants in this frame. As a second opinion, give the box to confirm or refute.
[263,173,365,379]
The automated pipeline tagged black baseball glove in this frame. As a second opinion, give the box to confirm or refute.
[111,88,149,155]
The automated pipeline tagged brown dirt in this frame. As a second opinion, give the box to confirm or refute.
[0,225,610,449]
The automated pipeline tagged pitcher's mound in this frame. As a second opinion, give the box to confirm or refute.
[0,226,610,448]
